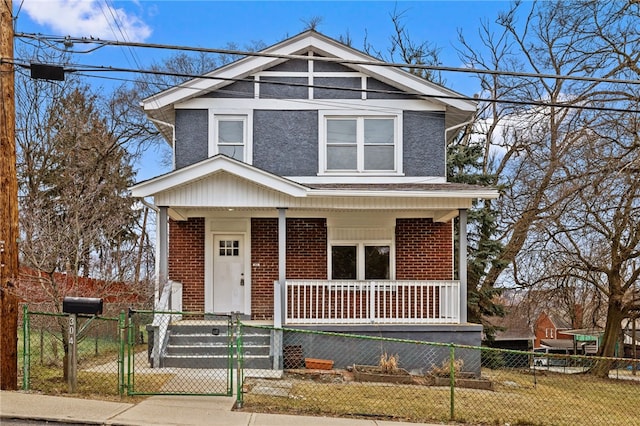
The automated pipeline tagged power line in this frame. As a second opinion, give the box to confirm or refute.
[5,57,639,114]
[14,31,640,87]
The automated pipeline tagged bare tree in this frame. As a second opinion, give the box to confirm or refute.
[456,0,640,373]
[301,16,323,31]
[15,50,155,376]
[363,7,445,85]
[540,112,640,371]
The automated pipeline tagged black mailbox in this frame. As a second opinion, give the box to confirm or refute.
[62,297,103,315]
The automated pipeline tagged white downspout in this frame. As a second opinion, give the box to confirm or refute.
[445,120,474,324]
[444,120,474,176]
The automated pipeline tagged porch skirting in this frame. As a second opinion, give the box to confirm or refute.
[281,323,483,374]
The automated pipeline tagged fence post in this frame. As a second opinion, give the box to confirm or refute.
[127,309,135,395]
[449,344,455,421]
[22,305,29,390]
[235,320,244,408]
[67,313,78,393]
[118,310,125,396]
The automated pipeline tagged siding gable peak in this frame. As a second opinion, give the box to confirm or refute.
[130,154,308,198]
[142,30,475,119]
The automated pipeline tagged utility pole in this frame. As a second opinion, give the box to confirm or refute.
[0,0,19,390]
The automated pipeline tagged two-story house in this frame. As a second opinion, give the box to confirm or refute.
[130,30,498,370]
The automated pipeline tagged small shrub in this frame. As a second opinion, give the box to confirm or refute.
[430,358,464,377]
[379,352,399,373]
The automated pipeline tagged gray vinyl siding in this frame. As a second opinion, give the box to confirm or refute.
[314,77,361,99]
[175,109,208,169]
[201,80,254,98]
[253,110,318,176]
[403,111,445,177]
[264,59,308,72]
[313,60,353,72]
[259,77,308,99]
[368,78,420,100]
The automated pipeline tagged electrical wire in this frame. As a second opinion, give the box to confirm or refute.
[5,57,639,114]
[14,31,640,87]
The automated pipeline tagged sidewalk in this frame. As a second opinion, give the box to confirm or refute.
[0,391,446,425]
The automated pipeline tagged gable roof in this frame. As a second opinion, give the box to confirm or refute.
[537,312,573,330]
[142,30,476,132]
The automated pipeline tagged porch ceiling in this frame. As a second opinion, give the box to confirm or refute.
[167,206,462,223]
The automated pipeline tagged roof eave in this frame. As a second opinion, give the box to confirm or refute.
[307,189,499,199]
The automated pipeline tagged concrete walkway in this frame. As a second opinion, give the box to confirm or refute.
[0,391,447,425]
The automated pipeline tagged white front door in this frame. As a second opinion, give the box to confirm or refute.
[213,234,245,313]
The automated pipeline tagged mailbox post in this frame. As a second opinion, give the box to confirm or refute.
[62,297,103,393]
[68,313,77,392]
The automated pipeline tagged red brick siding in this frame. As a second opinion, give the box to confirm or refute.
[178,217,454,318]
[286,218,327,279]
[251,218,327,320]
[169,218,205,312]
[250,218,278,320]
[396,218,453,280]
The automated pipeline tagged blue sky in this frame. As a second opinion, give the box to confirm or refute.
[14,0,513,178]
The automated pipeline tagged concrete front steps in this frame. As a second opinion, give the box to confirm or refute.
[161,323,272,369]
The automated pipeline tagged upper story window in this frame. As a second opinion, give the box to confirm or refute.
[321,113,401,174]
[211,114,249,162]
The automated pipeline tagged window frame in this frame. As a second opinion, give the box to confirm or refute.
[328,240,395,281]
[319,111,403,175]
[209,111,253,163]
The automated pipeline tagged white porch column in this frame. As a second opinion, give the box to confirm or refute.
[276,208,287,326]
[157,206,169,308]
[459,209,468,324]
[278,208,287,283]
[273,208,287,369]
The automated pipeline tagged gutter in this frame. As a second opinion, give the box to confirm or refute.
[149,118,176,170]
[139,198,159,212]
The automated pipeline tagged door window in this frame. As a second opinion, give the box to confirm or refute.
[219,240,240,256]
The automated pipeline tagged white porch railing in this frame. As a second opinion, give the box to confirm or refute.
[275,280,460,325]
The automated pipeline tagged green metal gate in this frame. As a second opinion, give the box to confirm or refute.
[127,310,234,396]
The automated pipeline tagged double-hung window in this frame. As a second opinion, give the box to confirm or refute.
[322,114,399,173]
[213,115,247,162]
[331,244,391,280]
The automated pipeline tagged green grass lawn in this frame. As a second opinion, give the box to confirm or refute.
[240,368,640,426]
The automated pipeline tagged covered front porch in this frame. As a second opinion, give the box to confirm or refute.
[275,279,461,326]
[130,156,499,327]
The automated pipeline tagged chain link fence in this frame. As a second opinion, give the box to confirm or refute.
[18,309,640,425]
[21,305,125,398]
[237,323,640,426]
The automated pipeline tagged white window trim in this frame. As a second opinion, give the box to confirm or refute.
[328,240,395,281]
[208,110,253,164]
[318,110,403,175]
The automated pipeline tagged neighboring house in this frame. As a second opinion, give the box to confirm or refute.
[484,307,534,368]
[486,309,535,352]
[130,31,499,370]
[534,311,574,348]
